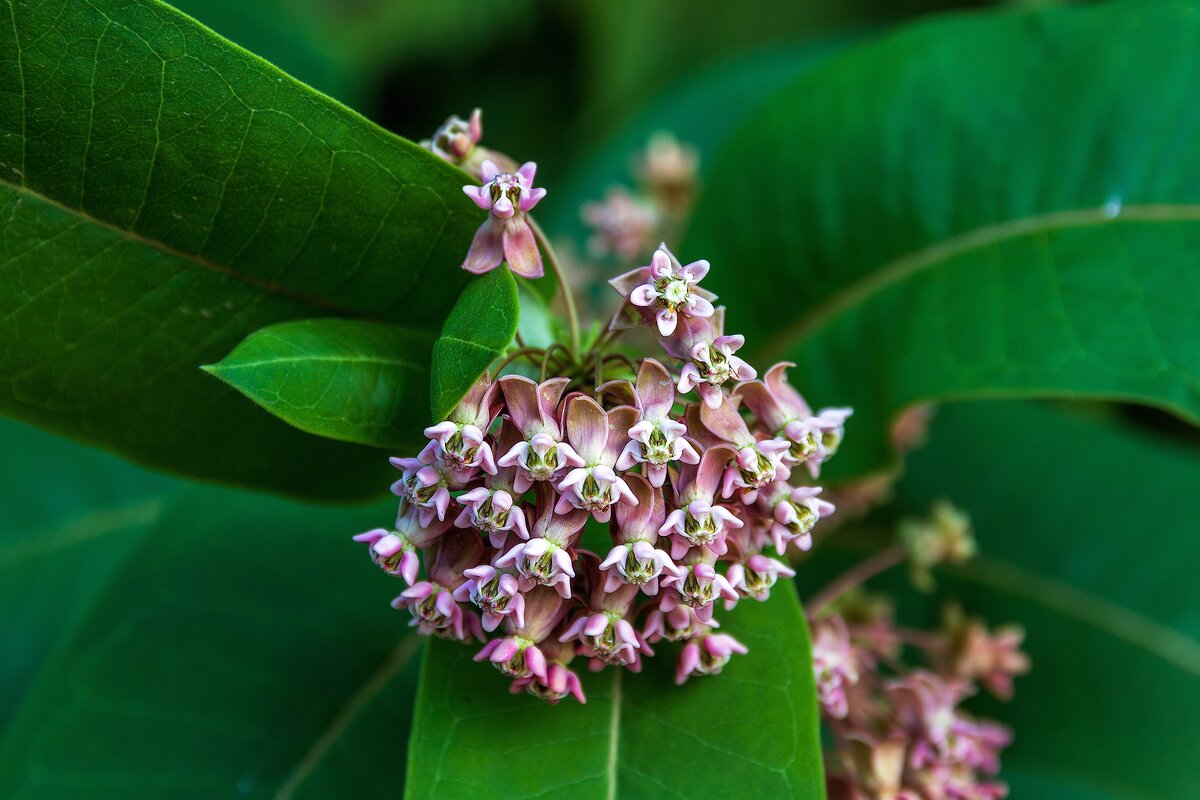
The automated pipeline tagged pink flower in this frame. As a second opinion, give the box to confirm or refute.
[622,245,715,336]
[598,476,680,594]
[495,494,588,598]
[734,362,852,476]
[642,605,714,644]
[559,610,645,669]
[389,457,452,527]
[761,483,836,554]
[946,621,1030,701]
[582,186,659,261]
[555,395,639,522]
[392,581,482,642]
[452,565,525,632]
[660,561,738,621]
[496,376,583,493]
[418,377,503,480]
[614,358,699,487]
[668,315,756,408]
[691,398,790,502]
[509,639,587,705]
[659,446,743,558]
[675,633,747,685]
[423,108,482,162]
[454,485,529,548]
[462,160,547,278]
[475,636,548,681]
[812,615,860,719]
[352,527,420,584]
[725,553,796,602]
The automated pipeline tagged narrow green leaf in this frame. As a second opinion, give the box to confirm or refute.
[806,401,1200,798]
[0,481,423,799]
[430,267,519,422]
[405,582,824,800]
[204,319,434,448]
[0,0,481,499]
[686,0,1200,480]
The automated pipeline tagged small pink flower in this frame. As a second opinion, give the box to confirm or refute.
[582,186,659,261]
[452,565,526,632]
[761,483,836,554]
[495,537,575,598]
[559,611,644,669]
[496,376,583,493]
[614,358,699,487]
[659,446,743,558]
[475,636,548,681]
[392,581,482,642]
[691,399,790,501]
[660,562,738,621]
[462,160,547,278]
[642,605,714,644]
[423,108,482,162]
[510,641,587,705]
[389,457,452,527]
[675,633,747,684]
[352,527,420,584]
[725,553,796,602]
[939,613,1030,701]
[669,316,756,408]
[597,476,681,594]
[556,396,638,522]
[625,245,715,336]
[812,615,860,719]
[418,377,503,480]
[735,362,851,476]
[454,485,529,548]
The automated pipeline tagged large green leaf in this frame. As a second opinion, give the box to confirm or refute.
[804,401,1200,798]
[686,0,1200,481]
[430,267,519,421]
[405,581,824,800]
[0,418,176,727]
[0,477,424,799]
[203,319,435,448]
[0,0,481,499]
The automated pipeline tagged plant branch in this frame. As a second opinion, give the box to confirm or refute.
[529,217,581,358]
[806,545,905,618]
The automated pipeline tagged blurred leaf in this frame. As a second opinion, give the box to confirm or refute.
[204,320,434,447]
[405,582,824,800]
[0,478,422,799]
[806,401,1200,798]
[687,0,1200,480]
[0,419,177,727]
[0,0,480,500]
[430,267,520,421]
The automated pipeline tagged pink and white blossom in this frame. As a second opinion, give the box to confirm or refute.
[462,160,547,278]
[675,633,747,684]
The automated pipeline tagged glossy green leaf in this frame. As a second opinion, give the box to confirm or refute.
[0,418,176,727]
[0,476,423,799]
[0,0,481,499]
[430,267,519,421]
[204,319,434,448]
[405,581,824,800]
[686,0,1200,481]
[805,401,1200,798]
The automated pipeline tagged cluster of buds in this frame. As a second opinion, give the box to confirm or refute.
[355,233,851,702]
[582,132,700,263]
[811,507,1030,799]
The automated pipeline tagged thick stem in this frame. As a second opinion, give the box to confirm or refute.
[806,545,905,619]
[529,217,581,358]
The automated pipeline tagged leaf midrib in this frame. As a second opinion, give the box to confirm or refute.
[758,203,1200,361]
[0,181,376,321]
[0,498,164,568]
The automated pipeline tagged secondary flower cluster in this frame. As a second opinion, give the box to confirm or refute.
[354,243,851,703]
[814,509,1030,799]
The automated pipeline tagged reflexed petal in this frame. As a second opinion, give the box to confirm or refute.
[461,217,505,274]
[565,395,609,461]
[502,219,544,278]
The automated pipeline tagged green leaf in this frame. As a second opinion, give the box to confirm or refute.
[0,418,176,727]
[0,476,424,798]
[430,267,519,421]
[405,582,824,800]
[686,0,1200,481]
[0,0,481,499]
[808,401,1200,798]
[203,319,434,448]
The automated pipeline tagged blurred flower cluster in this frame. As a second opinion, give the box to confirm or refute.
[811,505,1030,799]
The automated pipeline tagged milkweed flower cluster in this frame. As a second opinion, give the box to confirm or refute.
[354,234,851,703]
[814,507,1030,799]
